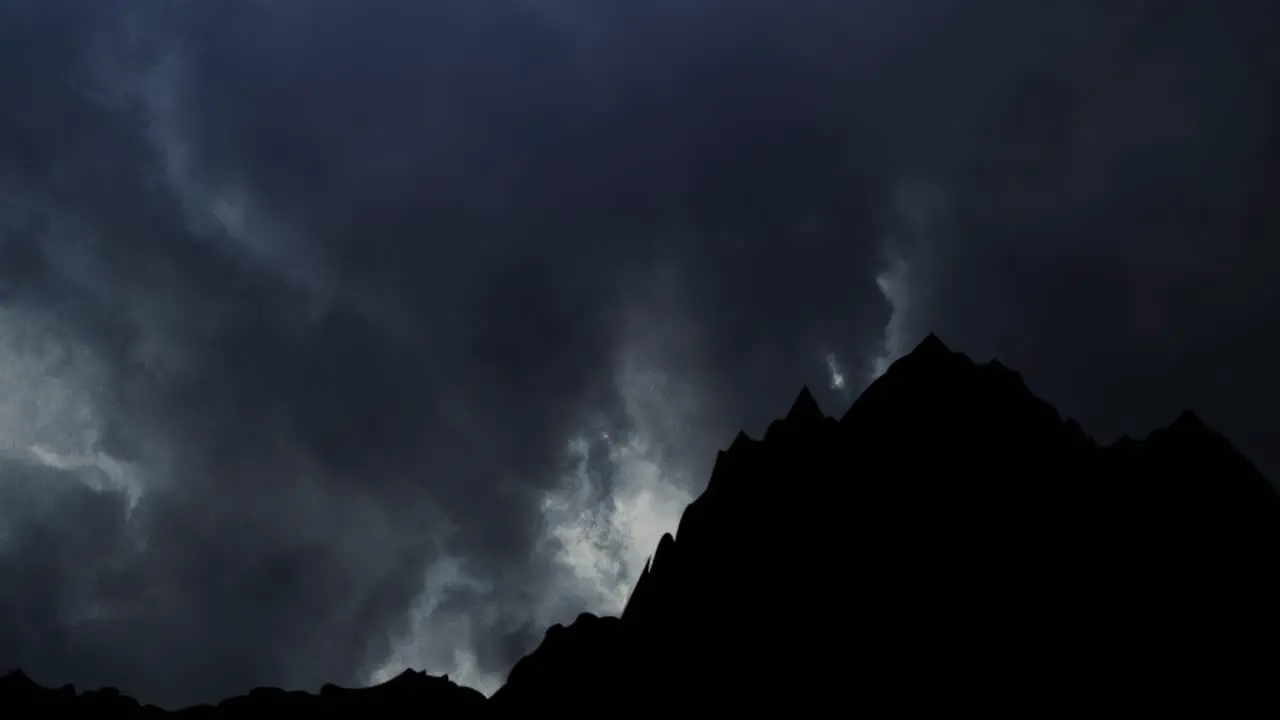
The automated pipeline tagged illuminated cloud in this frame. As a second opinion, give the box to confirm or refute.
[1,1,1276,708]
[825,352,847,392]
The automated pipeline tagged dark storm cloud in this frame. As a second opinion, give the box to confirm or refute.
[1,0,1276,709]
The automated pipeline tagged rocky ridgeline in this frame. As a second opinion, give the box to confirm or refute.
[6,335,1278,715]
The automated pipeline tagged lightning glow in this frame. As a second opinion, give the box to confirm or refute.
[825,352,847,391]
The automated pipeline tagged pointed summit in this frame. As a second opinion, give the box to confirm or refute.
[910,332,952,358]
[0,670,33,688]
[786,385,824,423]
[1169,409,1213,435]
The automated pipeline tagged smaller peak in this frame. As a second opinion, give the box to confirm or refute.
[622,554,656,618]
[376,669,430,691]
[1,669,33,686]
[728,430,754,453]
[981,358,1028,388]
[650,532,677,573]
[786,385,824,423]
[1063,418,1089,442]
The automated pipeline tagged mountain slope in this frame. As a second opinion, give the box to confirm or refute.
[492,333,1280,710]
[5,334,1277,713]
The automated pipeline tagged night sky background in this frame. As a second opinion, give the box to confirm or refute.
[1,0,1277,708]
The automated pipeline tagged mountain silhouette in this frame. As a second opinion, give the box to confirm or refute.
[5,334,1277,714]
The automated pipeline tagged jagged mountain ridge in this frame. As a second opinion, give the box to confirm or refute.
[0,667,486,717]
[5,334,1277,714]
[494,333,1280,710]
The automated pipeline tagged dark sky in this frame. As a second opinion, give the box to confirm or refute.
[1,0,1277,708]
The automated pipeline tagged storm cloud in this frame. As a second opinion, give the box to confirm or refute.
[1,0,1276,708]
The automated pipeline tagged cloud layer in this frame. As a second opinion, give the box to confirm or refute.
[1,0,1276,707]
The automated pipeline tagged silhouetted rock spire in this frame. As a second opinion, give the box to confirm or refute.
[785,385,824,423]
[728,429,753,453]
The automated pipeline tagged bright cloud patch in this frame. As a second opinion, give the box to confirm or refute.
[871,256,911,380]
[0,305,144,506]
[543,426,691,615]
[825,352,847,391]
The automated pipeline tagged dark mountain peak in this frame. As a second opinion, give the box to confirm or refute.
[845,334,972,418]
[380,668,433,691]
[1142,409,1231,452]
[785,384,825,424]
[1169,409,1212,434]
[841,336,975,425]
[763,386,829,443]
[1,670,31,685]
[503,334,1275,710]
[911,331,953,357]
[0,670,35,696]
[653,531,677,563]
[6,335,1277,714]
[982,357,1020,381]
[894,332,976,376]
[1063,418,1089,443]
